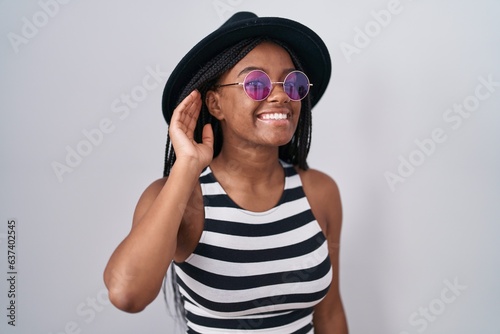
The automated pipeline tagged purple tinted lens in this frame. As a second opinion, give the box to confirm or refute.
[284,71,310,100]
[243,70,271,101]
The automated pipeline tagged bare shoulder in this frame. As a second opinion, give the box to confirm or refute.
[296,167,342,236]
[296,167,341,207]
[297,168,339,193]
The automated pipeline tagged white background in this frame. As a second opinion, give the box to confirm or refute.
[1,0,499,333]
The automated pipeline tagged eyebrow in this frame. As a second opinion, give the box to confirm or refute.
[236,66,297,78]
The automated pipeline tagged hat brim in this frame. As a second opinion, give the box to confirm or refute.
[162,12,331,124]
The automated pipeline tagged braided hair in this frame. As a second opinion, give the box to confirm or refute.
[162,37,312,177]
[162,36,314,322]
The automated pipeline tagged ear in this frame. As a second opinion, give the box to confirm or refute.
[206,90,225,120]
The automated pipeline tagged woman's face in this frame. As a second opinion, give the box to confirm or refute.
[207,41,301,150]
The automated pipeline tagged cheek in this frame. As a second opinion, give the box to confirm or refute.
[220,96,258,120]
[292,103,302,122]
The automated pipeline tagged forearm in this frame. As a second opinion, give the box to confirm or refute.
[104,160,201,312]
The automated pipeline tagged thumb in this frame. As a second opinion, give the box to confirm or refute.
[202,123,214,149]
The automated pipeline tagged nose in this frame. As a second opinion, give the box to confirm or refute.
[266,82,290,103]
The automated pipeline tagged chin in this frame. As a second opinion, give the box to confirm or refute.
[269,135,295,147]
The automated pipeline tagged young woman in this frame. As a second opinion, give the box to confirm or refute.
[104,12,348,333]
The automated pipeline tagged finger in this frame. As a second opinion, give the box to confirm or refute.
[201,123,214,149]
[170,94,201,141]
[184,92,202,133]
[171,90,199,125]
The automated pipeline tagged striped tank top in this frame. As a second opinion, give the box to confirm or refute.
[173,161,332,333]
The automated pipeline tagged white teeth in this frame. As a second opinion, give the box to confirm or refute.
[261,113,288,120]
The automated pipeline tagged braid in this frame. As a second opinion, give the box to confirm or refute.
[163,37,266,177]
[163,37,314,176]
[273,39,312,170]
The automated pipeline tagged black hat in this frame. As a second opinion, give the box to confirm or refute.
[161,11,331,124]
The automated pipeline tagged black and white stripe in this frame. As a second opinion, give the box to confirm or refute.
[174,162,332,333]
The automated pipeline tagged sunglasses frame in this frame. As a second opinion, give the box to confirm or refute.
[215,69,313,101]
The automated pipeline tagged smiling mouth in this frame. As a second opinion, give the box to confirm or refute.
[258,113,290,120]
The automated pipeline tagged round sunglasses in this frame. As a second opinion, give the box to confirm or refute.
[215,70,312,101]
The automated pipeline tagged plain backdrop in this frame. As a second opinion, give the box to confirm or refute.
[1,1,499,333]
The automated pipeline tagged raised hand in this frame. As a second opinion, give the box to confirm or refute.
[168,90,214,171]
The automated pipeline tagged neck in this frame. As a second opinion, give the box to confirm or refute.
[210,144,283,186]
